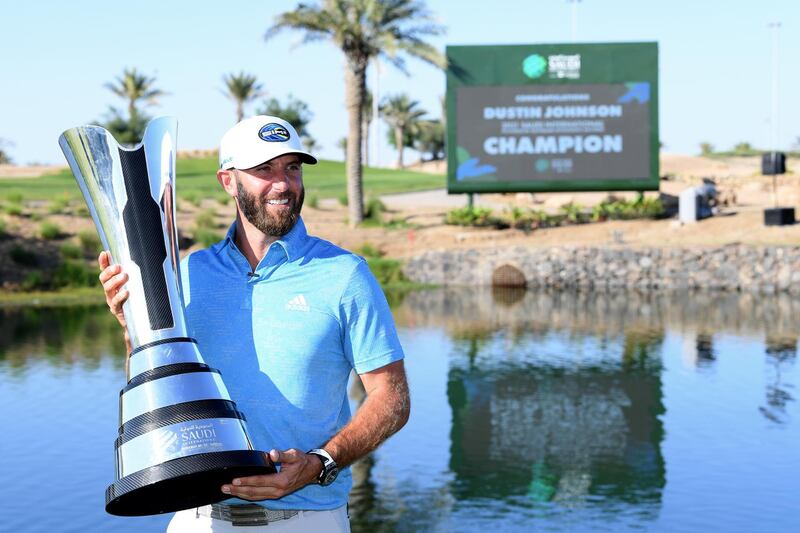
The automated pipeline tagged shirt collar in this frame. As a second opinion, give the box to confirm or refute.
[224,217,308,263]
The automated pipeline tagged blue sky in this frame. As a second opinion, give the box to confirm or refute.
[2,0,798,166]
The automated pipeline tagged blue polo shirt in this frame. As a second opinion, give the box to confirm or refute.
[178,217,404,510]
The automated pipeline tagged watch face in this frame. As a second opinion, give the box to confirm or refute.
[321,468,339,486]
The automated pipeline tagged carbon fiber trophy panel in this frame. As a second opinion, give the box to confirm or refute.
[58,118,274,516]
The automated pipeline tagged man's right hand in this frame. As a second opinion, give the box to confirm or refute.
[98,251,132,353]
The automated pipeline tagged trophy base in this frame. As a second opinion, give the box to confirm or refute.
[105,449,276,516]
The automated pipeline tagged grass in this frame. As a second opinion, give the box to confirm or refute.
[0,287,105,308]
[40,221,61,239]
[0,157,445,203]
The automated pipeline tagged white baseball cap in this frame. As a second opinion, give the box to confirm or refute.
[218,115,317,170]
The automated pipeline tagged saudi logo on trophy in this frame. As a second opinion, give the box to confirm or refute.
[58,117,275,516]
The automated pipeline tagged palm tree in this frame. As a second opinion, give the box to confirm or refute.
[223,72,265,122]
[268,0,445,226]
[381,94,426,168]
[104,68,166,120]
[0,138,12,165]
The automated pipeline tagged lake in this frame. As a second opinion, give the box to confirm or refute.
[0,288,798,532]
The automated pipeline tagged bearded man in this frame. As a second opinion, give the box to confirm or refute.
[98,115,409,532]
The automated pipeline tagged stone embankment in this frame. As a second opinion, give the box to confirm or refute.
[404,246,800,293]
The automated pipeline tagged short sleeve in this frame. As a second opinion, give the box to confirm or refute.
[339,260,405,374]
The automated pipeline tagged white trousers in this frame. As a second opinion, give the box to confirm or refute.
[166,505,350,533]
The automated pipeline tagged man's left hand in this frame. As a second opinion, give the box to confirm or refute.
[221,449,322,500]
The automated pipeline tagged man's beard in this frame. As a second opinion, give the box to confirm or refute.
[236,181,304,237]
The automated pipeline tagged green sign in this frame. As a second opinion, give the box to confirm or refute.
[446,42,659,193]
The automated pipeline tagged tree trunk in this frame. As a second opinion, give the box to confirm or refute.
[395,126,404,168]
[344,60,366,227]
[362,119,370,167]
[236,101,243,123]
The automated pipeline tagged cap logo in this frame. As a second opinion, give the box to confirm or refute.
[258,123,290,142]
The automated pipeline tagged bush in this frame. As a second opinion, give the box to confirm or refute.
[60,243,83,259]
[10,245,37,266]
[560,202,585,224]
[363,198,386,222]
[182,192,202,207]
[21,270,46,291]
[194,227,222,248]
[366,258,407,286]
[306,194,319,209]
[338,194,348,207]
[216,195,231,206]
[40,221,61,239]
[4,204,23,216]
[52,260,96,288]
[591,197,664,221]
[48,197,70,214]
[0,217,5,236]
[79,230,102,255]
[356,242,383,259]
[445,207,498,227]
[7,192,23,204]
[194,209,217,229]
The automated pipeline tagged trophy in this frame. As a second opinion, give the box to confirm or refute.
[59,117,275,516]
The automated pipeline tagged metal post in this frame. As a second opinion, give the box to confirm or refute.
[568,0,582,42]
[768,21,781,207]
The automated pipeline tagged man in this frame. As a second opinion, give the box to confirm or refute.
[98,115,409,532]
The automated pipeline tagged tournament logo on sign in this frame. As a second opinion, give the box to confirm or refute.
[522,54,547,79]
[259,123,291,142]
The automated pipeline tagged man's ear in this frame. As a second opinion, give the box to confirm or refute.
[217,169,237,197]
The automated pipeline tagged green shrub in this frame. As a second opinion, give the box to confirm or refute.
[338,194,348,207]
[306,194,319,209]
[216,195,231,206]
[560,202,585,224]
[445,207,497,227]
[52,260,95,288]
[366,258,407,285]
[30,212,44,222]
[76,205,90,217]
[60,243,83,260]
[4,204,23,216]
[194,227,222,248]
[40,221,61,240]
[48,197,69,214]
[194,209,217,229]
[78,230,102,255]
[7,192,23,204]
[183,192,202,207]
[591,198,664,221]
[21,270,46,291]
[364,198,386,222]
[356,242,383,259]
[0,217,6,236]
[10,245,38,266]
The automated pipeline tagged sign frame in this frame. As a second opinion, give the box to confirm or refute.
[446,42,659,193]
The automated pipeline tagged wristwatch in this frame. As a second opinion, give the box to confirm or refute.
[307,448,339,486]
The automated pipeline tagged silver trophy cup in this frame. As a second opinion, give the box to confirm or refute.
[59,117,275,516]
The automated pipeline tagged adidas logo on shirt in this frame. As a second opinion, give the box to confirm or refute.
[286,294,310,312]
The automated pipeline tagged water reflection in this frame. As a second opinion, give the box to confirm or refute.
[447,328,665,510]
[0,305,125,372]
[1,288,798,532]
[761,336,797,425]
